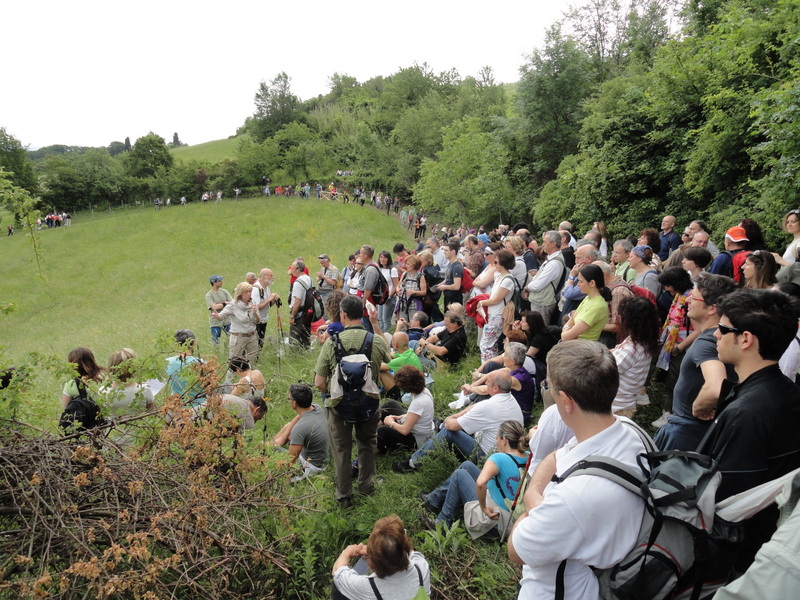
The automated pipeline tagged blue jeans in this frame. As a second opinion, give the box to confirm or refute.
[411,427,482,466]
[210,324,231,345]
[427,460,481,525]
[378,297,397,332]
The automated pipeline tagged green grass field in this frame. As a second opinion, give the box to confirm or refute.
[170,134,248,163]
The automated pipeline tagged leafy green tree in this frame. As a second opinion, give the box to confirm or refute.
[501,25,593,195]
[107,141,127,157]
[415,118,514,225]
[124,133,173,179]
[247,72,302,142]
[39,149,127,211]
[0,128,37,193]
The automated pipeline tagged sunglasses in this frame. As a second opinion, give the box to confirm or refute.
[717,322,743,336]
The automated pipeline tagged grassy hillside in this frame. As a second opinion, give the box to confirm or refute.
[170,134,248,163]
[0,198,407,422]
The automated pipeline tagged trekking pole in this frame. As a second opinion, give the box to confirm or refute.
[274,304,285,371]
[494,451,534,561]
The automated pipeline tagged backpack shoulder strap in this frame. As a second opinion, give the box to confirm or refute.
[553,455,647,498]
[359,332,374,356]
[368,576,384,600]
[414,563,423,587]
[331,331,347,362]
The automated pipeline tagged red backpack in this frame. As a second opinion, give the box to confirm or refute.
[459,266,475,294]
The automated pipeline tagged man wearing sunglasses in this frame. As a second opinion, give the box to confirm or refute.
[654,273,738,451]
[698,289,800,572]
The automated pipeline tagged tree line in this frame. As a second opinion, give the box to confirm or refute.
[2,0,799,249]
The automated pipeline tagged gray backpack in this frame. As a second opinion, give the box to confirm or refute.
[553,422,743,600]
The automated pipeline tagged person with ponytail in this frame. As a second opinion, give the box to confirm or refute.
[419,420,530,537]
[561,264,611,342]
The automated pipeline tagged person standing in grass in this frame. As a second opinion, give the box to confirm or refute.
[212,282,260,364]
[205,275,233,346]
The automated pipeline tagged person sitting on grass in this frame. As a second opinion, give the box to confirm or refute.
[393,371,523,473]
[376,365,434,454]
[415,312,467,370]
[378,332,423,400]
[459,342,535,425]
[332,515,430,600]
[195,394,267,433]
[273,383,330,482]
[419,420,530,537]
[165,329,204,405]
[226,356,266,403]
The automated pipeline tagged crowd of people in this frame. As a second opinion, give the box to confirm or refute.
[47,209,800,599]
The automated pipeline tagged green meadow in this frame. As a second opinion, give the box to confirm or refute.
[170,134,247,163]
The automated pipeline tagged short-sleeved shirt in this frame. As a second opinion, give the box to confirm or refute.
[443,261,464,306]
[514,418,647,600]
[487,451,530,508]
[291,274,313,311]
[315,326,391,409]
[407,389,435,446]
[206,288,233,326]
[290,404,329,468]
[458,392,524,454]
[487,274,515,317]
[387,348,423,372]
[611,338,652,412]
[319,265,339,292]
[437,327,467,364]
[529,332,556,363]
[165,355,203,398]
[358,263,381,299]
[573,295,609,341]
[672,328,736,419]
[333,551,430,600]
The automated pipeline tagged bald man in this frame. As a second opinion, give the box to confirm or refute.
[659,215,681,261]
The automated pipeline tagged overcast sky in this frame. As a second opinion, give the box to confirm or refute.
[2,0,569,149]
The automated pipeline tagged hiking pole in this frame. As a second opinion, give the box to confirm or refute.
[494,451,534,562]
[274,303,285,371]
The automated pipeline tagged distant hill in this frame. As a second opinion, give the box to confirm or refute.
[170,135,249,163]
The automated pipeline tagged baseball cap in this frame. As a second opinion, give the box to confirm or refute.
[174,329,196,345]
[318,254,330,260]
[477,233,491,244]
[209,275,224,284]
[725,226,749,243]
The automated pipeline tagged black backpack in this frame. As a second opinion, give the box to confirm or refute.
[329,331,381,423]
[58,378,101,433]
[297,279,325,320]
[365,263,390,305]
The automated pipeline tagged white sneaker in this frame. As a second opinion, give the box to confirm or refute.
[636,394,651,406]
[651,411,671,428]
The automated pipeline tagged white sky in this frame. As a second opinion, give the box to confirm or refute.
[2,0,570,149]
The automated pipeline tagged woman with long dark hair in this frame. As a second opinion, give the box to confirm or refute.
[561,264,611,341]
[611,296,660,417]
[60,347,105,410]
[742,250,778,289]
[377,250,400,332]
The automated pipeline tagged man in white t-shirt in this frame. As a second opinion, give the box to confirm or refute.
[289,260,313,348]
[393,371,523,473]
[508,340,649,600]
[253,268,280,353]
